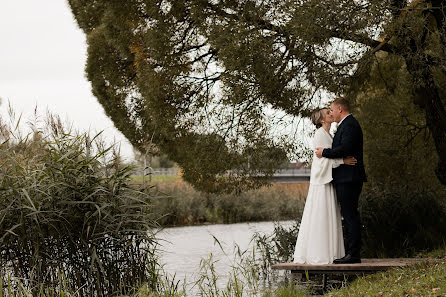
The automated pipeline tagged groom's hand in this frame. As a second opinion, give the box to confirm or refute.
[315,147,323,158]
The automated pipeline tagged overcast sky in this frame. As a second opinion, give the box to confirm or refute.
[0,0,134,160]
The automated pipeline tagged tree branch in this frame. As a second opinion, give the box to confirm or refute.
[205,1,394,54]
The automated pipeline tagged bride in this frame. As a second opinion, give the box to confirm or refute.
[293,108,357,264]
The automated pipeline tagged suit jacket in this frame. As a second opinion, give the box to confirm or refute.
[322,115,367,184]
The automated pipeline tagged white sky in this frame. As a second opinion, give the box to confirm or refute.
[0,0,135,160]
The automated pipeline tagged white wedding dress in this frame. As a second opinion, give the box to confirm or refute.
[293,127,345,264]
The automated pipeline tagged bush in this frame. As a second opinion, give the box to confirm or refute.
[148,181,306,226]
[360,184,446,258]
[0,114,159,296]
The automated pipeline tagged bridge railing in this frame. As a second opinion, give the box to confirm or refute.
[273,168,311,176]
[131,167,179,176]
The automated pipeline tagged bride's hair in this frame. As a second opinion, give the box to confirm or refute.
[311,108,325,129]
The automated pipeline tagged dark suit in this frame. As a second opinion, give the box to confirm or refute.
[322,114,366,258]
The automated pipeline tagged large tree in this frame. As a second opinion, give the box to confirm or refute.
[68,0,446,191]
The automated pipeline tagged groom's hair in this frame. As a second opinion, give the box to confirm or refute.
[332,97,350,112]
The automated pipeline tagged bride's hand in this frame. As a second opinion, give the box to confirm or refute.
[343,156,357,165]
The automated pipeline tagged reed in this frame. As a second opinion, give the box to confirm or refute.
[0,110,160,296]
[148,181,307,226]
[136,221,307,297]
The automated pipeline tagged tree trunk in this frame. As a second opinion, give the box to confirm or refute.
[405,56,446,185]
[403,0,446,185]
[415,83,446,185]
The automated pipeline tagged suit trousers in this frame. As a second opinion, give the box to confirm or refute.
[335,182,363,257]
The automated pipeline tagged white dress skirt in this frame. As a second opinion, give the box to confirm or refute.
[293,127,345,264]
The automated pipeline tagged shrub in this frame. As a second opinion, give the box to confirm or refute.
[360,184,446,258]
[149,181,306,226]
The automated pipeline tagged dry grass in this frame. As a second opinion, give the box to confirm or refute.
[152,180,309,199]
[145,181,307,226]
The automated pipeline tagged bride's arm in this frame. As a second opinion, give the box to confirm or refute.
[313,130,356,167]
[332,158,343,168]
[332,157,357,168]
[313,130,343,167]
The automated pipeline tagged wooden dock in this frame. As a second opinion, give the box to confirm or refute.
[272,258,426,291]
[272,258,424,274]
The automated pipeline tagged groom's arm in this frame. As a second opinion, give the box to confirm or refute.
[321,123,360,159]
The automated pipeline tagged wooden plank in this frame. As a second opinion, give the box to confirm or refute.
[272,258,426,273]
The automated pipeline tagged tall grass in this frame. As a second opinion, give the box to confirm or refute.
[137,222,308,297]
[148,181,307,226]
[253,222,300,280]
[0,108,160,296]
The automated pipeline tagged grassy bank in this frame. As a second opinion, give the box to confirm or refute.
[326,257,446,296]
[146,180,308,226]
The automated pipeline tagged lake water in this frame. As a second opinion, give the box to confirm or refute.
[158,220,295,292]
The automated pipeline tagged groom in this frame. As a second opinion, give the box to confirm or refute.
[315,97,367,264]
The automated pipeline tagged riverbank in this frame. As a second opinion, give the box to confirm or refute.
[2,219,444,296]
[146,226,446,297]
[325,250,446,296]
[146,181,308,226]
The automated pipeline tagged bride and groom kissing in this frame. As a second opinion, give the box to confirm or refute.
[293,97,367,265]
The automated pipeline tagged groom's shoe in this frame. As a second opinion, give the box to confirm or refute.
[333,255,348,264]
[333,254,361,264]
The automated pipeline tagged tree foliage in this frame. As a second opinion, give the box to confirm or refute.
[349,51,442,189]
[68,0,446,191]
[345,52,446,257]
